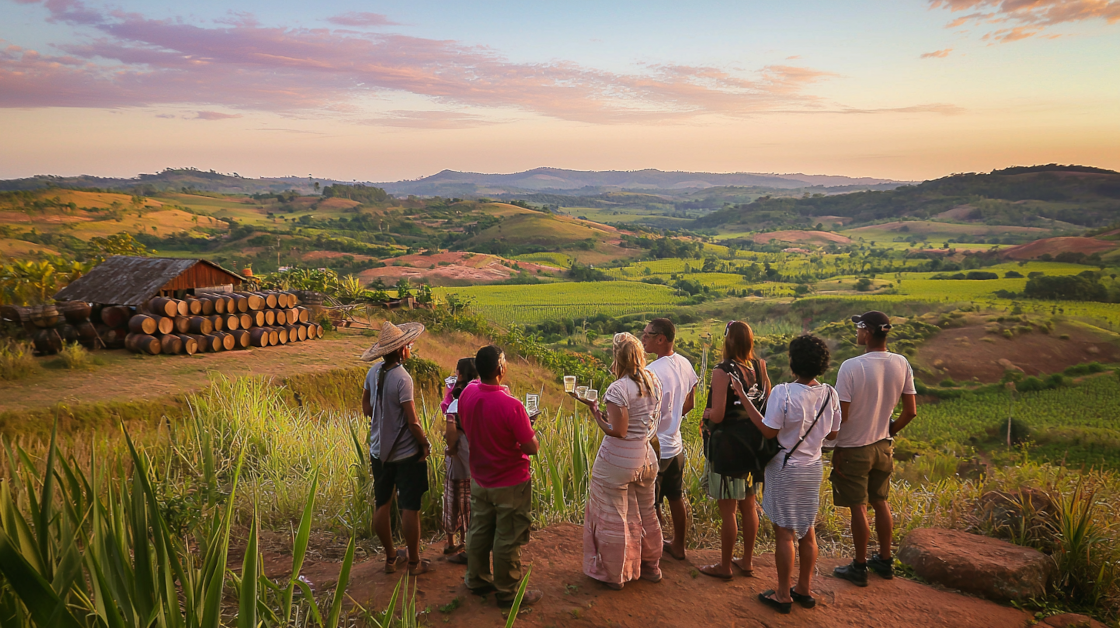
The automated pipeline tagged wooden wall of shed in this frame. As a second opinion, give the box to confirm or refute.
[158,263,242,296]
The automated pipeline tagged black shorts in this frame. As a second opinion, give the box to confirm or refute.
[371,453,429,511]
[656,451,686,502]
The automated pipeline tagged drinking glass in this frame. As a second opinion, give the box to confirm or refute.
[576,385,588,399]
[585,389,598,402]
[525,394,539,414]
[564,376,576,393]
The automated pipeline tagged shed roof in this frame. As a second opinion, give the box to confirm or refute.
[54,256,245,305]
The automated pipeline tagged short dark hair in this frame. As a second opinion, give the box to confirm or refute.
[647,318,676,343]
[475,345,504,379]
[788,334,830,379]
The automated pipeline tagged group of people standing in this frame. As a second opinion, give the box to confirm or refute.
[360,309,917,614]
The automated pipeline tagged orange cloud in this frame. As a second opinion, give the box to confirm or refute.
[930,0,1120,41]
[920,48,953,58]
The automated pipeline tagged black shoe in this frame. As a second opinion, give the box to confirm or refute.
[790,587,816,609]
[868,554,894,580]
[498,590,543,608]
[833,561,869,587]
[468,582,497,596]
[757,590,792,615]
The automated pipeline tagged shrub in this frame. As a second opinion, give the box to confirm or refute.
[965,271,999,280]
[57,341,93,370]
[0,339,38,380]
[1005,270,1024,278]
[940,378,957,388]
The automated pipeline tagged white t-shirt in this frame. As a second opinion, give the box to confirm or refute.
[832,351,917,448]
[646,353,699,459]
[763,383,842,467]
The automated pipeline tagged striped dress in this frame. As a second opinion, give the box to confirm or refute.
[760,383,842,539]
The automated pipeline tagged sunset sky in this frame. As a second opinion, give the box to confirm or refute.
[1,0,1118,182]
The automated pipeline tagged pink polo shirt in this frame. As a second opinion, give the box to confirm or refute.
[457,382,536,489]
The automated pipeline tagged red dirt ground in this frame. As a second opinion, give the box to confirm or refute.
[914,322,1120,383]
[753,230,853,246]
[1000,237,1116,260]
[276,523,1032,628]
[358,251,563,284]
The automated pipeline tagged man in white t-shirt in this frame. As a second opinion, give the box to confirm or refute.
[830,311,917,588]
[642,318,698,561]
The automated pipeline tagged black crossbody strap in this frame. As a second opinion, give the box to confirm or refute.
[782,387,833,469]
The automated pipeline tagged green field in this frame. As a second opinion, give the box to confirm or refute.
[434,281,684,327]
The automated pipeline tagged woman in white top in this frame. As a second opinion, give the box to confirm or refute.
[573,332,664,590]
[731,334,840,615]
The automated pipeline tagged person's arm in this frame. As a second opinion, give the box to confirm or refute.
[730,376,778,438]
[682,386,696,416]
[708,369,729,423]
[519,435,540,455]
[574,393,628,438]
[757,358,772,398]
[362,386,372,418]
[839,401,851,425]
[401,400,432,460]
[445,415,460,456]
[889,394,918,436]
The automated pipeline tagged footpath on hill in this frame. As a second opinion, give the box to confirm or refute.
[285,523,1034,628]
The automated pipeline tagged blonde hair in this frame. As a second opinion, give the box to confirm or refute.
[611,332,656,397]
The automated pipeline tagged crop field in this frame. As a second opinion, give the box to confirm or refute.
[434,281,683,327]
[512,251,572,267]
[842,220,1058,242]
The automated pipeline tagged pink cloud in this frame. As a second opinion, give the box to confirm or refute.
[930,0,1120,41]
[920,48,953,58]
[0,0,961,124]
[363,110,499,129]
[327,12,399,27]
[194,111,241,120]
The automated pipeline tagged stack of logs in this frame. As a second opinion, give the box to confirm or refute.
[1,301,100,355]
[112,291,324,356]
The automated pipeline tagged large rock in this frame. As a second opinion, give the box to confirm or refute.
[1041,613,1108,628]
[898,528,1055,602]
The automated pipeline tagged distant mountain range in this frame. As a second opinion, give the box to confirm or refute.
[375,167,912,196]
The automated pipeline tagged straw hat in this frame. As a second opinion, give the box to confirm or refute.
[360,321,425,361]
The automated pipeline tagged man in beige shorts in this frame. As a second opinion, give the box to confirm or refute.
[829,311,917,587]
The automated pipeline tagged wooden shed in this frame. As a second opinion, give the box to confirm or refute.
[54,256,246,305]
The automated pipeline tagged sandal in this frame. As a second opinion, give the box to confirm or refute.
[731,560,754,578]
[408,559,434,576]
[385,548,407,574]
[443,544,464,555]
[662,543,686,561]
[790,587,816,609]
[758,590,792,615]
[698,564,733,581]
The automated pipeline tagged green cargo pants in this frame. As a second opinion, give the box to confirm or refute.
[464,479,532,603]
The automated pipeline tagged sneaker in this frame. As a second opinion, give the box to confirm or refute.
[868,554,894,580]
[833,561,869,587]
[497,590,544,608]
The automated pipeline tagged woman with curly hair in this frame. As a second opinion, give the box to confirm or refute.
[573,332,664,590]
[733,334,841,614]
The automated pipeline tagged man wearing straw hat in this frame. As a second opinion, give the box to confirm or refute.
[362,321,434,576]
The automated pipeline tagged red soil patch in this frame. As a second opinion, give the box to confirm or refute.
[275,523,1030,628]
[753,230,852,246]
[1000,237,1116,260]
[358,251,563,284]
[315,197,362,210]
[915,323,1120,383]
[300,250,376,262]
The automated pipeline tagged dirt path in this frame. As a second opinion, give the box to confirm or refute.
[285,524,1032,628]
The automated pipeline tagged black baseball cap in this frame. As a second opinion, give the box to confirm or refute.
[851,311,892,333]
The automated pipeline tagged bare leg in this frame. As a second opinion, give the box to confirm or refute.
[871,500,893,559]
[795,528,818,597]
[773,527,795,603]
[402,509,421,564]
[373,502,396,564]
[733,495,758,572]
[667,497,688,558]
[716,499,738,575]
[446,533,456,551]
[850,504,870,563]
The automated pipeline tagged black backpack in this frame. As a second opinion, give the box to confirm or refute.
[704,361,780,479]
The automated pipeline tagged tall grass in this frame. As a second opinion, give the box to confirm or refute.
[0,339,37,381]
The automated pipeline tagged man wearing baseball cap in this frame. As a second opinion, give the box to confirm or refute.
[830,311,917,587]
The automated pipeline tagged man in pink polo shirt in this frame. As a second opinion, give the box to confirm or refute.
[457,345,543,608]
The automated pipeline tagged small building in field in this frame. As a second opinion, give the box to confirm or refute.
[54,256,246,305]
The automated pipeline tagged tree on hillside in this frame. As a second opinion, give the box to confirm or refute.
[1023,273,1109,302]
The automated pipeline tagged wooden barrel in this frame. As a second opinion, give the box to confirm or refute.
[216,332,235,351]
[1,304,29,326]
[267,329,279,345]
[264,310,276,326]
[263,292,279,309]
[184,298,202,315]
[314,324,324,339]
[197,298,214,316]
[250,311,265,327]
[296,308,310,324]
[291,290,322,306]
[276,327,289,345]
[58,301,92,324]
[188,316,213,335]
[238,313,252,329]
[208,315,224,332]
[100,305,130,328]
[208,295,227,314]
[174,316,191,334]
[125,333,161,355]
[29,304,61,328]
[97,325,126,349]
[275,309,289,325]
[245,293,264,311]
[231,329,251,348]
[282,325,297,343]
[59,324,79,344]
[193,334,220,352]
[148,298,178,318]
[160,334,183,355]
[177,334,198,356]
[75,321,99,348]
[129,315,158,335]
[249,328,270,347]
[33,328,63,355]
[296,324,308,341]
[152,316,174,335]
[221,296,235,314]
[174,299,189,316]
[232,294,250,312]
[223,315,239,331]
